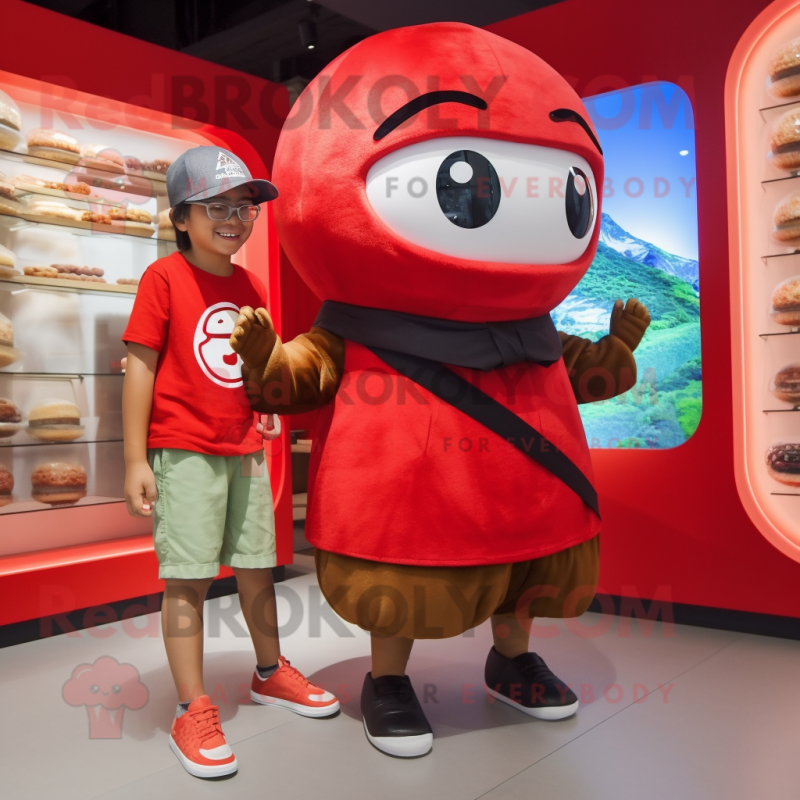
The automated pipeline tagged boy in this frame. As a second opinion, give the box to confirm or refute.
[122,146,338,780]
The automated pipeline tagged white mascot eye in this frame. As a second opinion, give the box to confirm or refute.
[365,136,597,264]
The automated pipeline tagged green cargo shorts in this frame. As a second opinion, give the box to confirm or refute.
[148,448,276,579]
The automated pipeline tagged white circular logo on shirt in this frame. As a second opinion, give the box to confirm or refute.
[193,302,243,388]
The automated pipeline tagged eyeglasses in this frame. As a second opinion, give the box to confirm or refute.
[187,201,261,221]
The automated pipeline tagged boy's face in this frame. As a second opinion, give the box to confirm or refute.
[176,184,258,257]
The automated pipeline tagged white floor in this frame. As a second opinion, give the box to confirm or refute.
[2,556,799,799]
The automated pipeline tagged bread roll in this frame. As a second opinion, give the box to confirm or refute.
[769,39,800,99]
[31,461,87,505]
[0,398,22,438]
[771,276,800,326]
[0,89,21,132]
[158,208,176,240]
[27,401,84,442]
[27,127,80,154]
[24,265,59,278]
[28,199,82,221]
[0,194,23,216]
[0,243,15,268]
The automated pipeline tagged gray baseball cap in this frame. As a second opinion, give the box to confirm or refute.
[166,146,278,207]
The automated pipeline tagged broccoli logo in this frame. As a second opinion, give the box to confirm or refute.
[62,656,148,739]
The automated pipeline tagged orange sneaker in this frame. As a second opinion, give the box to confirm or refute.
[168,695,238,778]
[250,656,340,718]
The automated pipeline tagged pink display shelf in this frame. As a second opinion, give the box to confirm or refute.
[726,0,800,563]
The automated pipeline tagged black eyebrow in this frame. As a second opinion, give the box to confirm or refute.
[374,91,488,141]
[549,109,603,156]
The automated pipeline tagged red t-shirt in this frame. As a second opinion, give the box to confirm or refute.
[123,251,266,456]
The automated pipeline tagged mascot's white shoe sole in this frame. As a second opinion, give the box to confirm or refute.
[484,686,579,720]
[363,718,433,758]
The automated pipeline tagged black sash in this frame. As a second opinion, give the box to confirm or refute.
[313,301,599,518]
[370,347,600,518]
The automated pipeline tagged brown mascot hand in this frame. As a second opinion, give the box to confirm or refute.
[230,306,278,373]
[609,298,651,352]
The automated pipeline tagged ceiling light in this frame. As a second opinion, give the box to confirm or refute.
[679,149,689,156]
[299,19,317,50]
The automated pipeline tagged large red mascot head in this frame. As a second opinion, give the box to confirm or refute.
[272,22,604,322]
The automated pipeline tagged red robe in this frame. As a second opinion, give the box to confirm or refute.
[304,342,600,567]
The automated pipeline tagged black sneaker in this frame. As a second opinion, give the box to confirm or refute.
[484,646,579,720]
[361,673,433,758]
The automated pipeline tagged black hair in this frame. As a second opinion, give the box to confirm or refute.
[170,203,192,252]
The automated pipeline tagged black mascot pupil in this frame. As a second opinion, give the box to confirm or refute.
[565,166,594,238]
[436,150,501,229]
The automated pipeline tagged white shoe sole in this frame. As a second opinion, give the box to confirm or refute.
[250,689,340,718]
[363,718,433,758]
[169,735,238,778]
[484,686,579,720]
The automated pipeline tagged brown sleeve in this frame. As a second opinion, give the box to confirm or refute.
[559,331,638,405]
[245,326,344,415]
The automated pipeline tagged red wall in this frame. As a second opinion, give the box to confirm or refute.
[487,0,798,617]
[280,0,800,618]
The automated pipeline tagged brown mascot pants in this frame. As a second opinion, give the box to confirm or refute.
[315,535,599,639]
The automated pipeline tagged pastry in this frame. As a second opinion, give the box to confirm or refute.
[143,159,171,175]
[771,363,800,406]
[766,442,800,486]
[770,110,800,171]
[26,401,84,442]
[0,399,22,438]
[157,208,176,240]
[31,462,87,505]
[81,210,111,225]
[0,465,13,507]
[26,127,81,162]
[0,311,17,368]
[24,265,59,278]
[772,192,800,244]
[28,199,82,221]
[0,243,15,268]
[52,264,104,277]
[769,39,800,99]
[0,170,14,199]
[81,144,125,172]
[124,156,142,173]
[13,174,91,196]
[106,206,152,224]
[0,88,21,132]
[117,277,140,286]
[770,276,800,326]
[0,194,23,216]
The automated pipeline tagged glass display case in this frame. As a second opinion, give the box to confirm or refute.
[0,70,281,560]
[727,0,800,563]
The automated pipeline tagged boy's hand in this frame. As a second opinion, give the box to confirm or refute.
[609,298,651,352]
[256,413,281,441]
[230,306,277,372]
[124,461,157,517]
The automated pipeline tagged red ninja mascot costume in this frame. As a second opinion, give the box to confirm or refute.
[231,22,650,758]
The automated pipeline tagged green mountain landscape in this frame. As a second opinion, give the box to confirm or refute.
[552,217,702,449]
